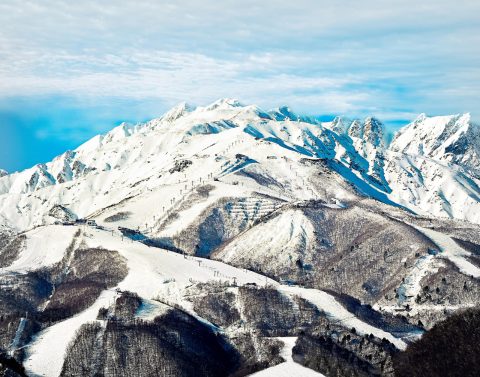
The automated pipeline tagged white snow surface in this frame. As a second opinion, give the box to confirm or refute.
[83,227,275,294]
[3,225,78,272]
[389,113,479,170]
[217,209,316,268]
[413,225,480,278]
[249,337,324,377]
[16,224,411,377]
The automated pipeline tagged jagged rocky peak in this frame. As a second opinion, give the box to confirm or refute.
[347,119,363,138]
[347,117,385,147]
[74,122,137,154]
[54,150,76,184]
[0,169,8,177]
[412,112,427,126]
[27,164,56,192]
[103,122,136,144]
[363,117,385,147]
[267,105,321,124]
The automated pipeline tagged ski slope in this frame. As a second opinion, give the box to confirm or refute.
[24,290,117,377]
[279,286,407,350]
[414,225,480,278]
[3,225,78,272]
[249,337,324,377]
[21,226,276,376]
[18,224,412,376]
[2,100,480,376]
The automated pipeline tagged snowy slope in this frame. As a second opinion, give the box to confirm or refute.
[215,209,317,272]
[24,290,117,377]
[413,225,480,278]
[21,225,277,377]
[279,286,407,350]
[249,337,324,377]
[4,225,79,272]
[17,224,410,377]
[384,150,480,222]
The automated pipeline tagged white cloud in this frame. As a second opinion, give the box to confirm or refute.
[0,0,479,120]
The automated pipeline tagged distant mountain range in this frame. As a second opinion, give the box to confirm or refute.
[1,98,479,228]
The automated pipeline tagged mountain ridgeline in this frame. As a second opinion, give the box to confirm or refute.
[1,99,479,376]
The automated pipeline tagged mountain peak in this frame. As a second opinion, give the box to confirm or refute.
[0,169,8,177]
[328,116,351,134]
[346,117,385,148]
[268,105,300,121]
[363,117,385,147]
[364,116,381,124]
[1,101,480,229]
[413,113,427,123]
[161,102,196,122]
[102,122,136,144]
[390,113,480,177]
[203,98,244,111]
[457,112,471,125]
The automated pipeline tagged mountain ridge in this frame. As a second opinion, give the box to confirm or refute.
[1,99,478,226]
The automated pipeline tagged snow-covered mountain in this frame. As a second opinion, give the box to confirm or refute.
[1,99,480,376]
[390,113,480,177]
[2,99,479,228]
[0,169,7,177]
[384,114,480,221]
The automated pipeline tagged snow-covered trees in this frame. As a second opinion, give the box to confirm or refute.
[394,307,480,377]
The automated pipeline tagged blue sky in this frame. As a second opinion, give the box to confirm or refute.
[1,0,479,172]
